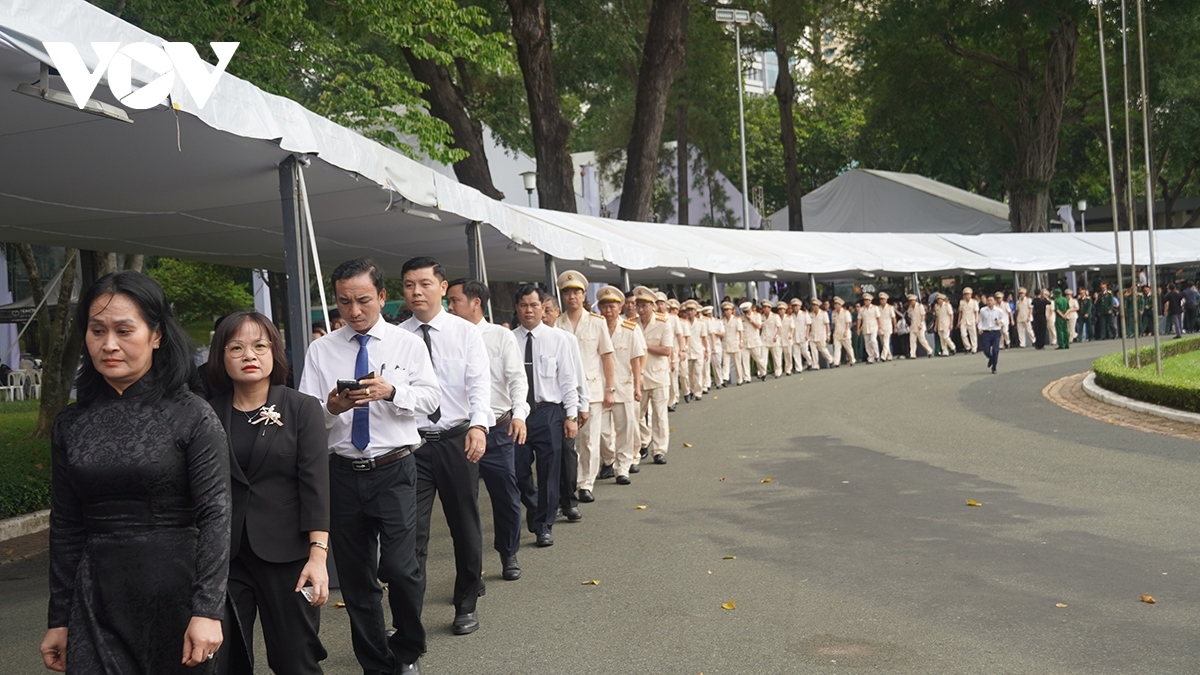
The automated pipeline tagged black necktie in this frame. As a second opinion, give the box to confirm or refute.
[419,324,441,424]
[524,332,536,407]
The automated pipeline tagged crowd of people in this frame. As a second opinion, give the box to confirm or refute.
[40,256,1198,675]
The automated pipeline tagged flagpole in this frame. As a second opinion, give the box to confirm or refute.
[1096,0,1129,365]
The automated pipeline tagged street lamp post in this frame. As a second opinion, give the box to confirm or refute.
[715,8,754,231]
[1078,199,1089,291]
[520,170,537,208]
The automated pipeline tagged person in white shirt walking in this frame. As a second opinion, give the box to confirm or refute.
[398,257,494,637]
[596,285,646,484]
[878,292,897,361]
[857,293,881,364]
[512,286,582,548]
[298,257,441,675]
[1014,287,1034,347]
[957,287,980,354]
[906,294,934,358]
[808,298,833,368]
[445,279,527,585]
[704,306,724,389]
[636,286,674,465]
[977,293,1010,374]
[720,301,744,385]
[831,297,855,366]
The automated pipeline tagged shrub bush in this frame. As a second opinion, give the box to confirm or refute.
[1093,337,1200,413]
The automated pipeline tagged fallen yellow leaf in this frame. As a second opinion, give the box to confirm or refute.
[707,570,712,574]
[723,556,736,560]
[712,396,718,399]
[1055,603,1067,608]
[721,600,736,610]
[582,579,601,586]
[1141,594,1156,604]
[683,442,693,448]
[333,602,346,608]
[761,477,772,483]
[967,499,982,507]
[635,505,647,510]
[3,549,12,556]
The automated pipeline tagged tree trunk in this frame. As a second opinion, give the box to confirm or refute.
[123,253,144,272]
[506,0,577,213]
[617,0,688,222]
[773,25,804,231]
[676,101,688,225]
[16,245,80,439]
[401,48,504,200]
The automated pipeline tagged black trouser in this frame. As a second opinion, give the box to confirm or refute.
[414,429,483,615]
[1033,318,1047,349]
[219,538,326,675]
[560,434,579,510]
[980,330,1002,371]
[480,420,521,558]
[329,455,425,674]
[515,404,564,535]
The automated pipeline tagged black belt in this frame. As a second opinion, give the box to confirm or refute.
[533,401,562,411]
[418,420,471,442]
[332,445,412,472]
[491,410,513,431]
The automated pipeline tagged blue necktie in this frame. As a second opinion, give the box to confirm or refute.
[352,334,370,450]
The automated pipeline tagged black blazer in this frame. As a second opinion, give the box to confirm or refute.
[210,385,330,564]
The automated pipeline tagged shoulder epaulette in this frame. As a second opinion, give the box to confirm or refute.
[655,314,668,323]
[622,318,638,330]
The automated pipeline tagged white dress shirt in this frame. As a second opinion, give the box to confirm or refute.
[475,319,529,422]
[978,305,1009,332]
[400,309,494,431]
[299,320,441,458]
[513,323,582,417]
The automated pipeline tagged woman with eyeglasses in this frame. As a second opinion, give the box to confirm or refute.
[205,310,330,675]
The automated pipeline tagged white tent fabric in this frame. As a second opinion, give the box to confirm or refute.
[1,0,1198,289]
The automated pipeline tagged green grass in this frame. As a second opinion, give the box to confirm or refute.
[1093,336,1200,413]
[0,399,52,519]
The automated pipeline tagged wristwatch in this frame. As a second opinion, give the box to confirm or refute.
[606,387,616,393]
[566,415,578,422]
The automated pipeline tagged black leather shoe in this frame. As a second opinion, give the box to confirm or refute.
[452,612,479,635]
[598,464,615,480]
[577,489,594,503]
[477,578,486,597]
[668,405,677,412]
[629,464,640,474]
[536,533,554,547]
[502,555,521,581]
[653,454,667,465]
[563,506,583,522]
[397,661,421,675]
[639,446,649,458]
[615,475,631,485]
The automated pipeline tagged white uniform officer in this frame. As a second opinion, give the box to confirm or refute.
[595,286,646,484]
[831,297,855,366]
[906,294,933,358]
[636,286,673,465]
[857,292,880,364]
[789,298,809,372]
[703,306,723,390]
[878,292,896,361]
[933,292,956,356]
[957,287,980,354]
[808,298,833,368]
[739,302,759,383]
[720,301,743,384]
[776,301,793,375]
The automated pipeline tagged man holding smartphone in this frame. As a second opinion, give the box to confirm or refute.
[399,257,494,637]
[299,257,440,675]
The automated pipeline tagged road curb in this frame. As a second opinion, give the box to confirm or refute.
[0,509,50,542]
[1082,372,1200,426]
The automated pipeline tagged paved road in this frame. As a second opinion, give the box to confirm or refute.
[4,341,1198,674]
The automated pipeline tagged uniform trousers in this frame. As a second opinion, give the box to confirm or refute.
[638,386,670,456]
[688,357,705,396]
[329,455,425,673]
[515,404,564,536]
[781,342,793,373]
[675,361,690,399]
[1068,315,1077,341]
[751,346,770,377]
[480,420,521,558]
[709,349,722,387]
[936,326,955,355]
[769,345,784,377]
[792,342,808,371]
[832,335,855,365]
[909,329,932,358]
[414,430,483,615]
[219,540,326,675]
[575,401,604,492]
[879,330,893,360]
[959,322,978,352]
[600,401,638,477]
[669,360,680,405]
[737,348,751,383]
[1017,320,1035,347]
[862,329,880,363]
[810,340,832,369]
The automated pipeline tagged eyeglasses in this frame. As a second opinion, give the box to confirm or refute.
[225,341,272,358]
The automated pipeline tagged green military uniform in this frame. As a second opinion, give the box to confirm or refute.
[1054,290,1070,349]
[1123,290,1140,338]
[1097,289,1115,339]
[1078,294,1093,341]
[1140,290,1154,336]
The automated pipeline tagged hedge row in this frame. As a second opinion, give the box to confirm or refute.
[1092,336,1200,413]
[0,476,51,520]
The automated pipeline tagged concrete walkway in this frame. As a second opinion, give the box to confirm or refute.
[4,341,1198,673]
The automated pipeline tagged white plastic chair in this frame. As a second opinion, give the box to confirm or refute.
[1,371,25,401]
[23,370,41,399]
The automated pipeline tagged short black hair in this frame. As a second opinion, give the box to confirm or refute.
[207,310,290,394]
[75,271,196,406]
[515,284,545,305]
[449,278,489,305]
[331,257,384,293]
[624,291,635,299]
[401,256,446,281]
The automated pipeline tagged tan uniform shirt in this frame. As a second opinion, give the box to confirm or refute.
[907,303,927,331]
[793,312,810,343]
[958,298,980,326]
[831,308,853,339]
[859,305,880,332]
[809,311,829,341]
[556,311,614,404]
[1015,296,1032,321]
[722,316,743,351]
[608,319,647,403]
[640,313,674,389]
[934,302,955,330]
[761,313,782,346]
[708,317,724,353]
[879,304,897,333]
[685,318,708,360]
[743,314,763,349]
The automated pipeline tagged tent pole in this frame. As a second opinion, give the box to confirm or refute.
[544,254,559,307]
[296,161,330,334]
[279,155,311,382]
[1135,0,1161,374]
[620,268,631,293]
[910,273,920,302]
[3,252,77,367]
[1096,0,1129,365]
[810,273,819,300]
[467,222,482,282]
[710,273,719,305]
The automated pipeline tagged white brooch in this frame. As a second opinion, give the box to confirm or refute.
[250,405,284,429]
